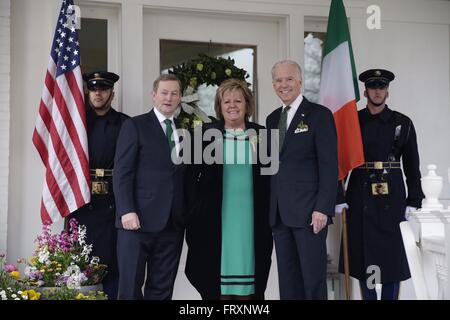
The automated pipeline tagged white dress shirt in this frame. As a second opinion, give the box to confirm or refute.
[281,94,303,130]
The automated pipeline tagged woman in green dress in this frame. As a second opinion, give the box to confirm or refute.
[185,79,273,300]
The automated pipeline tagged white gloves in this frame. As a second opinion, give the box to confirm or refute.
[335,203,349,215]
[405,206,417,220]
[334,204,417,219]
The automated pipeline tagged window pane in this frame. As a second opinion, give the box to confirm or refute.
[79,18,108,74]
[304,32,325,103]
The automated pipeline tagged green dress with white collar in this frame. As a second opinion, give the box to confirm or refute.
[220,129,255,296]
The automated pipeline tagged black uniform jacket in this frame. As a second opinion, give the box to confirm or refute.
[71,107,129,275]
[340,106,424,282]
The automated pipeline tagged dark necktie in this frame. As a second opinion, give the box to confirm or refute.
[278,106,291,149]
[164,119,175,151]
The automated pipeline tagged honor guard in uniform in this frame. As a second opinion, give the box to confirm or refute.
[71,71,129,300]
[339,69,424,300]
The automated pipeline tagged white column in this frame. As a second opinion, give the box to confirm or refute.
[0,0,11,254]
[121,1,143,116]
[9,0,61,262]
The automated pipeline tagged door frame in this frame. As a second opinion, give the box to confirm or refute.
[143,7,288,123]
[78,3,122,110]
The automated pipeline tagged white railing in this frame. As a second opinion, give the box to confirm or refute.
[400,164,450,299]
[404,210,450,299]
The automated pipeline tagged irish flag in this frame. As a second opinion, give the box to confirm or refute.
[319,0,364,180]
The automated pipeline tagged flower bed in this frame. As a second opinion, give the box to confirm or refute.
[1,219,108,300]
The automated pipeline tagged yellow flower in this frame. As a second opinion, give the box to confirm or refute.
[210,72,217,80]
[29,256,37,265]
[225,68,232,76]
[10,270,21,280]
[24,290,41,300]
[196,63,204,71]
[76,293,87,300]
[189,77,197,88]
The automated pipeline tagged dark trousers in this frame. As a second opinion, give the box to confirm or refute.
[117,228,184,300]
[102,274,119,300]
[272,214,328,300]
[359,280,400,300]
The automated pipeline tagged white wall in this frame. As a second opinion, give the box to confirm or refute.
[347,0,450,299]
[0,0,11,254]
[351,0,450,202]
[8,0,65,263]
[5,0,450,299]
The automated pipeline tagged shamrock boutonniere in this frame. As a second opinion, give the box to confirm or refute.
[249,135,262,153]
[294,121,309,134]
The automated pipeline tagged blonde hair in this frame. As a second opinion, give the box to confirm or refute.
[214,79,255,121]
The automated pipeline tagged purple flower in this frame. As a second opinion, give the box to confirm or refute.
[3,264,17,272]
[68,219,80,244]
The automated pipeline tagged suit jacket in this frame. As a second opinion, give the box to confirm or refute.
[184,121,273,299]
[266,96,338,227]
[113,109,185,232]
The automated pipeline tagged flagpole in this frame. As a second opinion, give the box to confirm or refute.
[341,180,351,300]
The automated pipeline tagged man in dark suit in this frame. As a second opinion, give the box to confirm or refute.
[113,74,185,300]
[266,60,338,300]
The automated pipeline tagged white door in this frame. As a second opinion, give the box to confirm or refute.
[143,9,284,299]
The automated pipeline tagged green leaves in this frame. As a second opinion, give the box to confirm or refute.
[169,53,250,92]
[168,54,250,129]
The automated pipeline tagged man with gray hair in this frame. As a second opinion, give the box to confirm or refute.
[266,60,338,299]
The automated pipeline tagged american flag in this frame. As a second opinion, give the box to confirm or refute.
[33,0,90,225]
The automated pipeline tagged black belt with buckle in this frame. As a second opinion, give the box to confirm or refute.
[90,169,113,195]
[90,169,113,178]
[356,161,401,170]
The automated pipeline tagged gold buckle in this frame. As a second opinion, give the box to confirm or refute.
[371,182,389,195]
[374,162,383,170]
[95,169,105,177]
[92,181,109,195]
